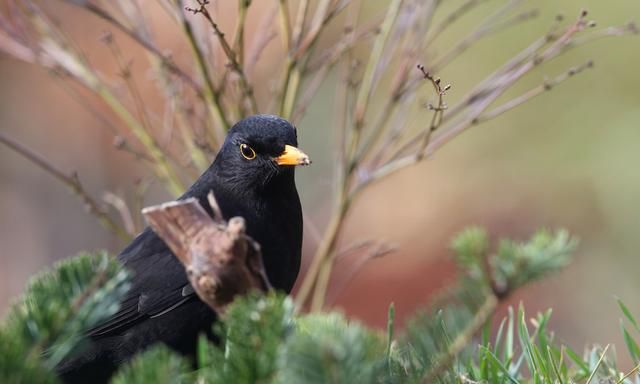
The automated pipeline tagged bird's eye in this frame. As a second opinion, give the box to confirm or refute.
[239,143,256,160]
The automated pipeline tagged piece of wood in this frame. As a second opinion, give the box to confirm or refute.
[142,192,271,314]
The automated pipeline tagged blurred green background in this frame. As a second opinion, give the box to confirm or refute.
[1,0,639,365]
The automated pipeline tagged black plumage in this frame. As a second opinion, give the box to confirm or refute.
[57,115,309,383]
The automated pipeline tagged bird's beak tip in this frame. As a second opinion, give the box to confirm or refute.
[275,145,311,167]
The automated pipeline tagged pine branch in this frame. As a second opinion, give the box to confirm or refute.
[111,345,190,384]
[1,252,130,379]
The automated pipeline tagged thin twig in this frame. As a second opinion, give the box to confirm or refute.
[585,344,611,384]
[186,0,258,114]
[304,18,381,73]
[278,0,341,118]
[98,84,187,196]
[278,0,292,53]
[297,9,628,310]
[149,52,211,171]
[0,132,130,241]
[299,0,404,311]
[291,21,380,122]
[103,33,154,141]
[51,74,117,134]
[474,60,594,124]
[416,65,451,161]
[174,0,229,145]
[293,0,343,60]
[19,4,184,193]
[103,192,136,236]
[290,24,376,122]
[431,4,539,71]
[245,4,278,75]
[351,0,438,166]
[65,1,204,99]
[291,0,310,48]
[231,0,249,67]
[325,242,395,306]
[425,0,487,47]
[616,360,640,384]
[364,11,608,188]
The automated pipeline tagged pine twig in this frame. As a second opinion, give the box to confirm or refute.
[421,293,499,383]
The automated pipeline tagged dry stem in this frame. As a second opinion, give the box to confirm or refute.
[0,132,131,241]
[185,0,258,115]
[295,7,634,311]
[175,0,230,145]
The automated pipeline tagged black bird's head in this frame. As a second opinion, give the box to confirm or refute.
[198,114,308,292]
[211,115,310,194]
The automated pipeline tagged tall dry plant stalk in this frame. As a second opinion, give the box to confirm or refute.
[0,0,636,311]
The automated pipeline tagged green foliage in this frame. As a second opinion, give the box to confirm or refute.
[386,228,577,382]
[460,305,637,384]
[452,228,577,293]
[493,229,577,291]
[619,298,640,366]
[451,226,490,280]
[275,313,385,384]
[111,345,191,384]
[4,229,640,384]
[396,282,480,381]
[197,292,295,384]
[0,251,129,383]
[0,337,57,384]
[193,293,385,384]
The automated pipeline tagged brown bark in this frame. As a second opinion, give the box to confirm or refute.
[142,192,271,314]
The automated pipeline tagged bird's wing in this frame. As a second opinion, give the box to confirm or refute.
[89,228,197,337]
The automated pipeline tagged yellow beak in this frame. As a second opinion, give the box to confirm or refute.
[275,145,311,166]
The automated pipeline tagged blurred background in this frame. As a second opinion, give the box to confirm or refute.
[1,0,639,363]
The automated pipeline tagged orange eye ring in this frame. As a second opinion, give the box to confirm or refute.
[239,143,256,160]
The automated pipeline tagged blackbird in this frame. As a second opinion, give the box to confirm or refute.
[57,115,310,383]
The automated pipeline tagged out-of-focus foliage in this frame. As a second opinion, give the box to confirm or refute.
[7,227,632,384]
[198,292,295,384]
[110,345,191,384]
[0,252,129,383]
[275,312,385,384]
